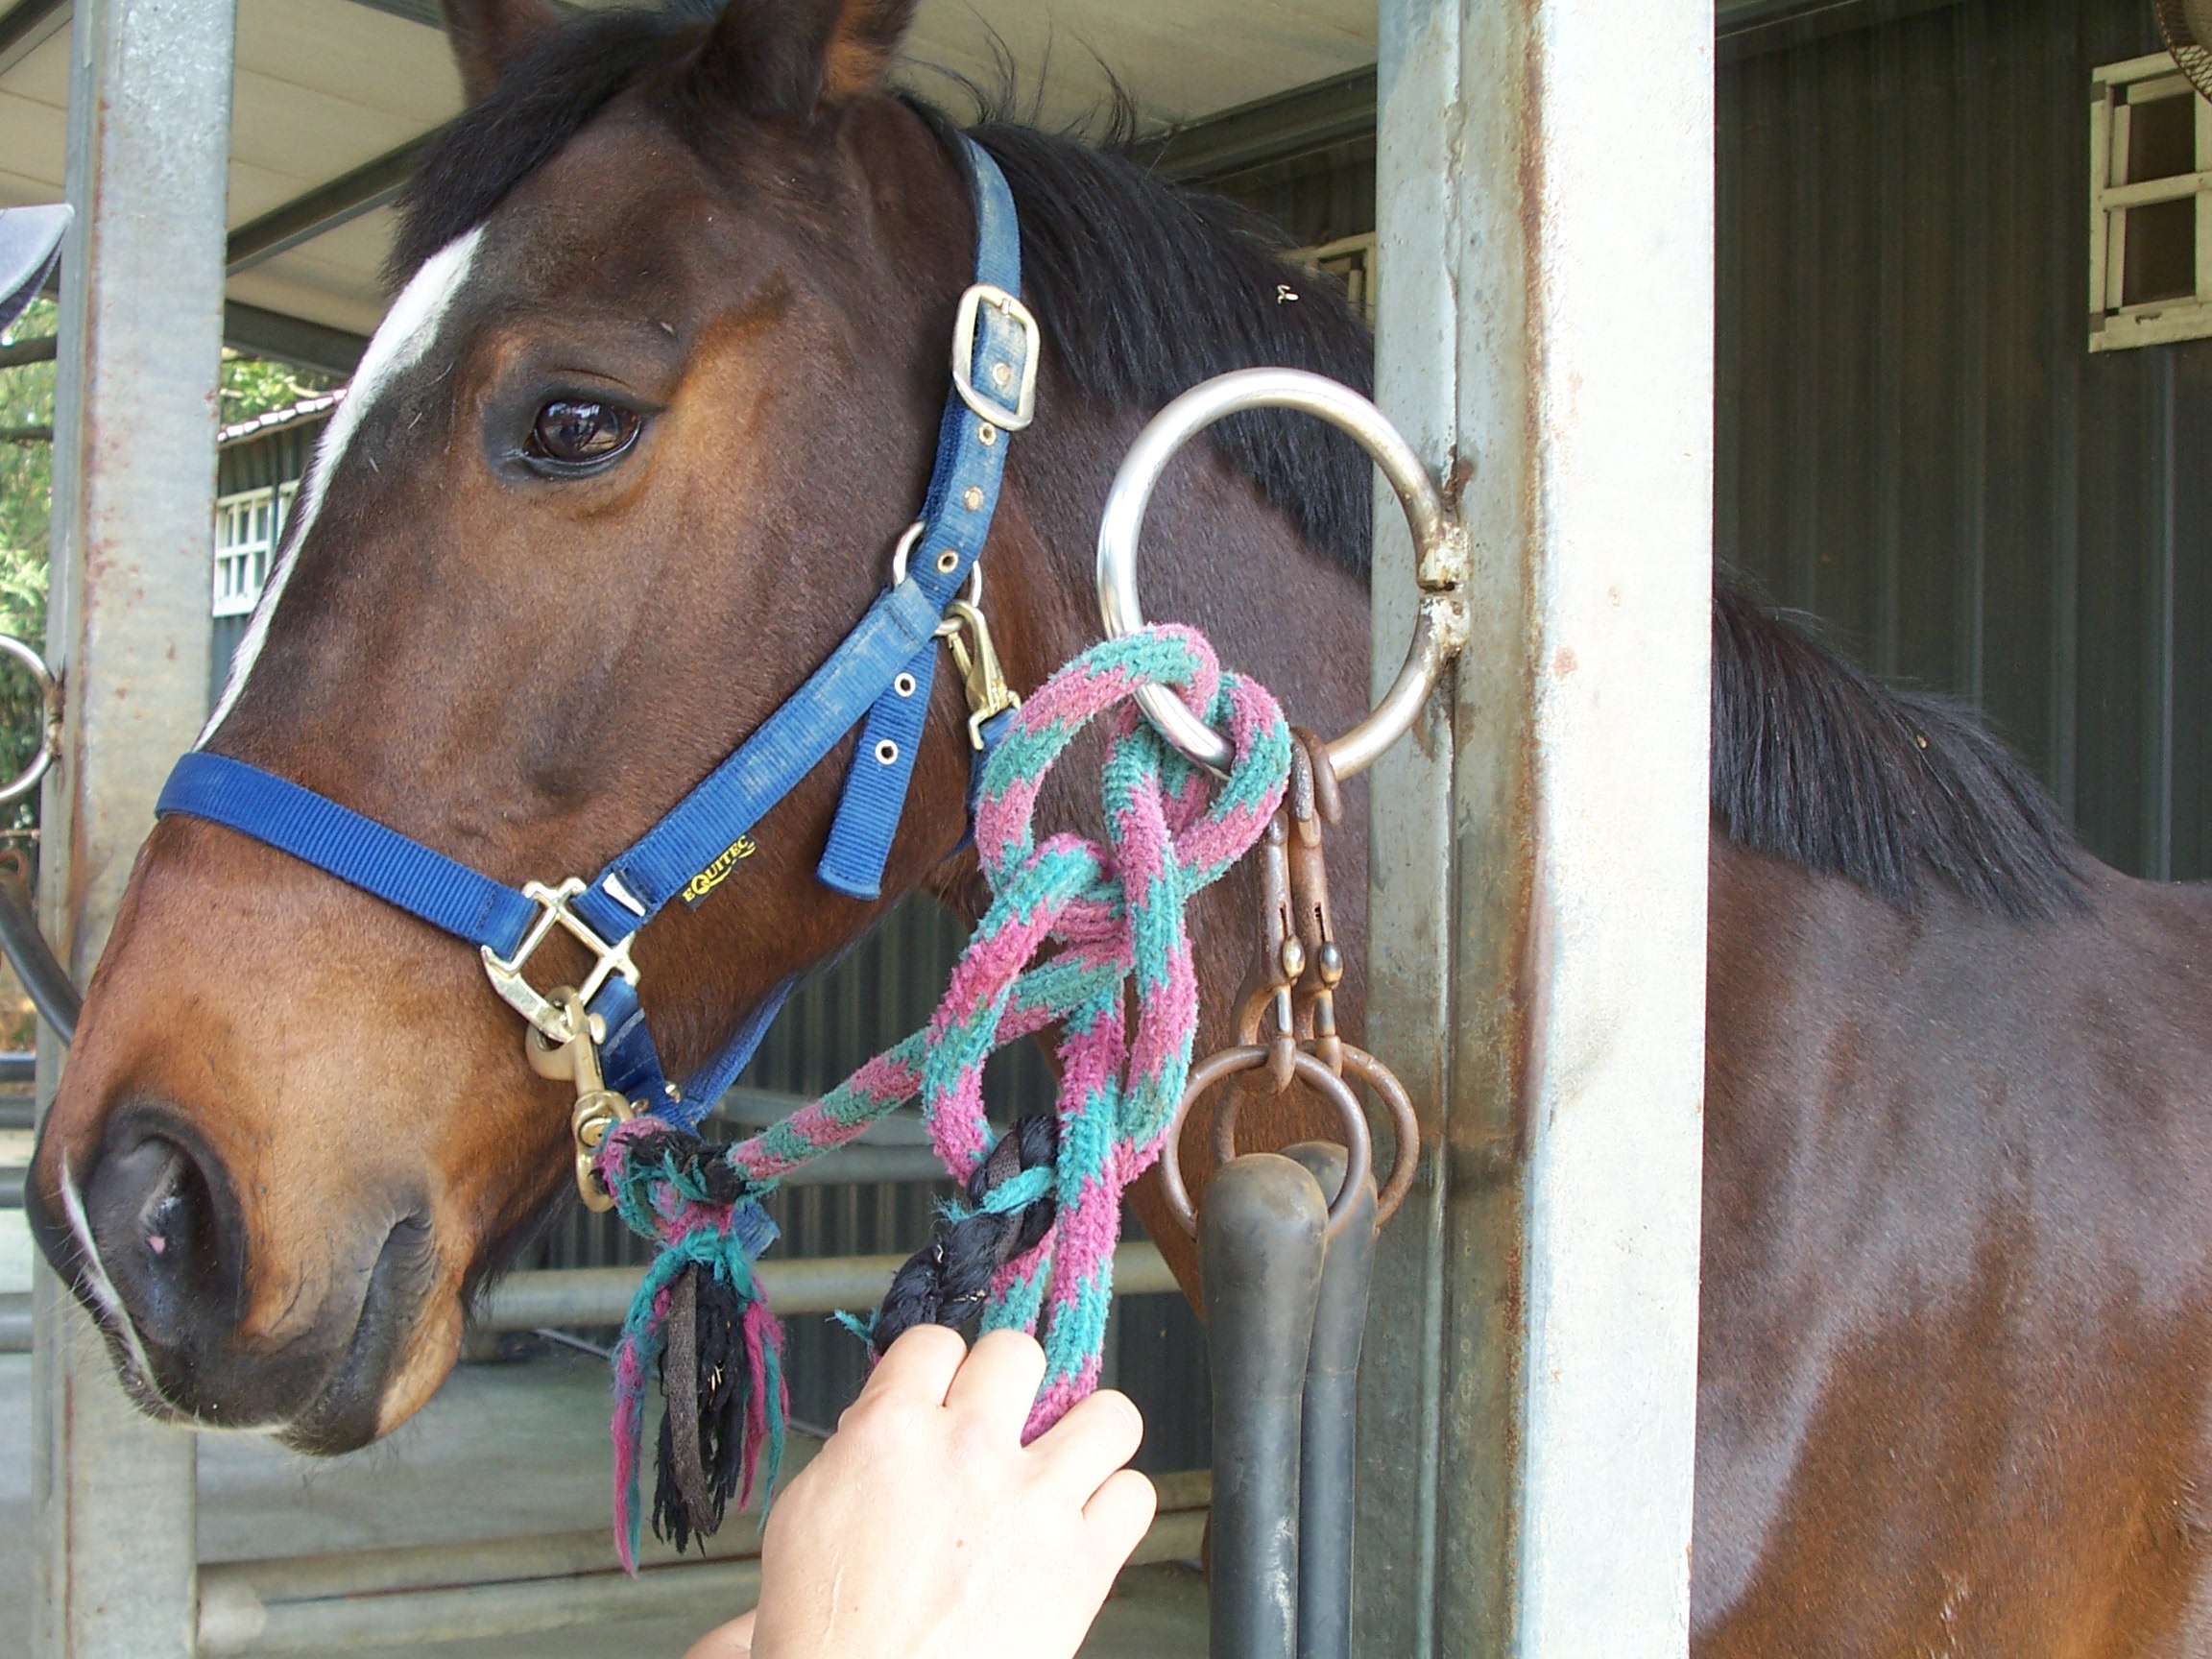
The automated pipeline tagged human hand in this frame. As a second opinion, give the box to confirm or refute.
[684,1326,1156,1659]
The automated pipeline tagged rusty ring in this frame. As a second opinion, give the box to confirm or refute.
[1211,1048,1418,1226]
[1336,1046,1421,1226]
[1158,1046,1372,1242]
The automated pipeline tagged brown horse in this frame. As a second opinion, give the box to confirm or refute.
[27,1,2212,1651]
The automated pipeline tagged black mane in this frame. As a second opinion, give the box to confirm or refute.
[1712,588,2083,919]
[390,12,2083,921]
[953,116,1373,573]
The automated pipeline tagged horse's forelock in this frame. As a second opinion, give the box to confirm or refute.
[390,11,701,286]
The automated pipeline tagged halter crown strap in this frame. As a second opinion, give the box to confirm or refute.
[156,135,1035,1126]
[814,141,1029,902]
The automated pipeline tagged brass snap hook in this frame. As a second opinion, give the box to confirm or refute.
[529,986,637,1213]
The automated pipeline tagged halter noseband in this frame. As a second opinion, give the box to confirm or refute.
[155,135,1037,1129]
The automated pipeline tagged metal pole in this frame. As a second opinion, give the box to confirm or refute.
[1357,0,1712,1654]
[471,1240,1181,1331]
[1200,1153,1329,1659]
[32,0,231,1649]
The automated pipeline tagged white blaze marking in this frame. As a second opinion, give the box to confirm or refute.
[199,228,487,744]
[58,1153,157,1386]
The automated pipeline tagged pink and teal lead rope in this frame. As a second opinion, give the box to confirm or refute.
[593,624,1290,1568]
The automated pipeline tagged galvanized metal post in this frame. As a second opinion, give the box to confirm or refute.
[32,0,232,1650]
[1355,1,1712,1655]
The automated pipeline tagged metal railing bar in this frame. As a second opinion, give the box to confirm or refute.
[475,1239,1179,1334]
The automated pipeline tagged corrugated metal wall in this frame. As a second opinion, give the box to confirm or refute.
[1719,0,2212,880]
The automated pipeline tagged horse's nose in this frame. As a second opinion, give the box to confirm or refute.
[81,1123,242,1358]
[50,1109,442,1446]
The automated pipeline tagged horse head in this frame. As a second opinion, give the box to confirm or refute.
[28,0,1374,1453]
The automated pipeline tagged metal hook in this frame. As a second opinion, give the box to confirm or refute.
[1094,369,1468,779]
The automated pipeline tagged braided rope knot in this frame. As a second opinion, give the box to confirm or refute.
[592,624,1289,1562]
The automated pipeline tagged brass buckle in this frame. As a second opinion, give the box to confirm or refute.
[950,283,1040,431]
[479,878,639,1046]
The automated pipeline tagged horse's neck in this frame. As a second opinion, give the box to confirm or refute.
[996,406,1375,1050]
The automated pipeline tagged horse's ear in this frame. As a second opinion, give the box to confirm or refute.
[693,0,918,119]
[441,0,566,102]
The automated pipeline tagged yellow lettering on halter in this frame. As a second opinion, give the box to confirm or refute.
[680,835,759,907]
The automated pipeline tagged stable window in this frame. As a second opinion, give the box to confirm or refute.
[211,481,296,617]
[2091,53,2212,349]
[1299,232,1376,322]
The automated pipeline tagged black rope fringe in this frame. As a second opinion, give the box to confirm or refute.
[871,1112,1060,1355]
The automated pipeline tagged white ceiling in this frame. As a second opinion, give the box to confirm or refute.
[0,0,1377,347]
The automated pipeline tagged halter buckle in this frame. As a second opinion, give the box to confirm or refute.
[480,878,640,1045]
[950,283,1040,431]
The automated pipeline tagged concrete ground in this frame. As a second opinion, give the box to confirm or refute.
[0,1208,1205,1659]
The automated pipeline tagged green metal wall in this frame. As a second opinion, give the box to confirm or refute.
[1719,0,2212,880]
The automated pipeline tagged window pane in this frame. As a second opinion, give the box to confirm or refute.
[2129,93,2199,183]
[2125,197,2198,304]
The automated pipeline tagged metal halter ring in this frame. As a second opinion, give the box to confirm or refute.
[1158,1046,1413,1243]
[890,521,984,629]
[0,633,60,806]
[1095,368,1469,778]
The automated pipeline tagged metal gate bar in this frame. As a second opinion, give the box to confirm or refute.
[32,0,232,1652]
[194,1471,1214,1657]
[473,1239,1177,1331]
[1357,0,1713,1654]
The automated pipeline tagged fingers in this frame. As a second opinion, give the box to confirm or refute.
[1082,1468,1159,1567]
[1028,1387,1144,1496]
[683,1607,756,1659]
[942,1328,1047,1430]
[856,1325,969,1408]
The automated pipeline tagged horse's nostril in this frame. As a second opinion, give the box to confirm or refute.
[83,1126,238,1348]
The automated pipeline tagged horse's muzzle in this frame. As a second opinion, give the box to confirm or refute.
[28,1105,441,1452]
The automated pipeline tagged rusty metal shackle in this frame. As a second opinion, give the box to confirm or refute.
[1095,368,1468,778]
[1157,1043,1420,1242]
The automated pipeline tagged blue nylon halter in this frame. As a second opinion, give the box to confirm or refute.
[156,136,1034,1128]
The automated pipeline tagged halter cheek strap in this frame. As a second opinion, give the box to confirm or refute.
[156,135,1035,1127]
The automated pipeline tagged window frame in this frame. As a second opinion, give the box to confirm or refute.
[212,485,282,618]
[2090,51,2212,351]
[1297,231,1377,323]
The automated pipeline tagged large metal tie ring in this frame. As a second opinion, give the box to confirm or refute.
[0,632,60,805]
[1094,367,1468,777]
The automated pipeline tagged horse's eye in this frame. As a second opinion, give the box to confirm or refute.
[526,398,641,468]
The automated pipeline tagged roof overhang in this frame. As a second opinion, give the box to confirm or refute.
[0,0,1969,375]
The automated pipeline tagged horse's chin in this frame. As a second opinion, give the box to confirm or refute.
[369,1298,465,1440]
[265,1254,468,1455]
